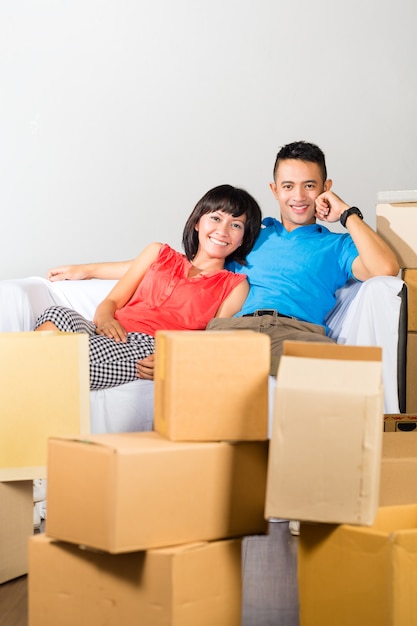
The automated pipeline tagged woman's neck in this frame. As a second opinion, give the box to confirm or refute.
[188,252,225,277]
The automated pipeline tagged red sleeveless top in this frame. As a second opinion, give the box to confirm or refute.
[115,244,247,335]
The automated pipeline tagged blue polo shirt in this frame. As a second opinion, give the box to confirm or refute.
[227,217,359,328]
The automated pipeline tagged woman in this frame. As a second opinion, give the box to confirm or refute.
[35,184,262,389]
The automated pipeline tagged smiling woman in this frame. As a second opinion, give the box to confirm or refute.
[34,184,262,390]
[193,210,247,267]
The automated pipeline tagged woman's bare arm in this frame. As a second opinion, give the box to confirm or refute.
[93,243,162,342]
[214,279,250,318]
[47,260,133,282]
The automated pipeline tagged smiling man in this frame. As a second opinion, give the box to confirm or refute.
[207,140,399,374]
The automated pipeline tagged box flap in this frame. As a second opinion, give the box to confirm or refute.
[377,190,417,203]
[373,504,417,532]
[277,354,383,394]
[283,340,382,362]
[376,203,417,268]
[49,431,220,454]
[382,432,417,459]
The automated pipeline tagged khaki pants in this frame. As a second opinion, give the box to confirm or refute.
[207,315,334,376]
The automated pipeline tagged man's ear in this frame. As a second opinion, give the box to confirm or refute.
[324,179,332,192]
[269,181,279,199]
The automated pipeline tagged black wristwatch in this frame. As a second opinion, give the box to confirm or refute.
[340,206,364,228]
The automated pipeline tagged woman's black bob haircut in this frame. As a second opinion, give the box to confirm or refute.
[182,184,262,265]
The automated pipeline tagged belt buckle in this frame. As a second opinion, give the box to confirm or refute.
[254,309,278,317]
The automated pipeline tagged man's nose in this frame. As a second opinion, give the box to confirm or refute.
[293,185,306,199]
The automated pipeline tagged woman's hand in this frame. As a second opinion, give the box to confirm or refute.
[48,264,91,281]
[94,317,127,342]
[137,354,155,380]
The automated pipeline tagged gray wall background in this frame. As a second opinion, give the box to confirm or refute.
[1,0,416,279]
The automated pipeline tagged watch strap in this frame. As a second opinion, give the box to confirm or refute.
[340,206,364,228]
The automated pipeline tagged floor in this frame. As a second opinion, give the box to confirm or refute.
[0,521,299,626]
[242,520,299,626]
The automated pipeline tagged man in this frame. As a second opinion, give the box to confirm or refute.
[207,140,399,374]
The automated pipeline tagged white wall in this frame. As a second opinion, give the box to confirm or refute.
[1,0,416,279]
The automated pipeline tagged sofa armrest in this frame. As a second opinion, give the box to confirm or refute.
[326,276,405,414]
[0,277,117,331]
[46,279,117,319]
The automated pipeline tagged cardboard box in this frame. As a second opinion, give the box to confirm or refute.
[29,534,242,626]
[407,332,417,413]
[384,413,417,432]
[0,481,33,584]
[403,268,417,331]
[376,191,417,268]
[46,431,268,552]
[298,504,417,626]
[265,341,383,525]
[380,432,417,506]
[0,332,90,480]
[154,330,270,441]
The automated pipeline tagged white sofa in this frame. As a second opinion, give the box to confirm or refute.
[0,275,406,435]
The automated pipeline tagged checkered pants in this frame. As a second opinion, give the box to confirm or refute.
[34,306,155,390]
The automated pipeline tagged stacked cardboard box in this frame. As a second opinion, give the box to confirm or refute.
[0,481,33,584]
[298,504,417,626]
[265,340,417,625]
[265,341,384,525]
[30,534,244,625]
[0,332,90,481]
[384,412,417,432]
[29,330,271,625]
[376,190,417,412]
[0,332,90,584]
[262,341,417,624]
[380,431,417,506]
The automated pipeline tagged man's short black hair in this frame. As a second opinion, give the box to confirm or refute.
[273,141,327,182]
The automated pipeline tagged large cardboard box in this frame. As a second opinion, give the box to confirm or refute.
[265,341,383,525]
[407,332,417,412]
[0,332,90,480]
[380,432,417,505]
[29,534,242,626]
[298,504,417,626]
[376,190,417,268]
[403,268,417,331]
[0,480,33,584]
[154,330,270,441]
[46,431,268,552]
